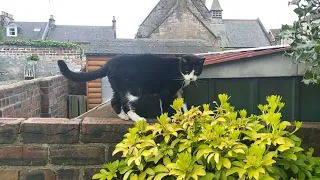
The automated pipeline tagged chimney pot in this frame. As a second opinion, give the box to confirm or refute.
[112,16,116,39]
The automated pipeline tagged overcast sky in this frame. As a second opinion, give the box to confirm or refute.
[1,0,297,38]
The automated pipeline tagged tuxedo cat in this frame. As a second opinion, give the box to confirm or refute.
[57,54,205,122]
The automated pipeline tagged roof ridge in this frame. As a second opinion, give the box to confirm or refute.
[54,24,112,28]
[223,19,258,21]
[256,18,272,45]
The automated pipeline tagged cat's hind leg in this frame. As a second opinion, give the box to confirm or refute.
[111,92,129,120]
[121,91,146,122]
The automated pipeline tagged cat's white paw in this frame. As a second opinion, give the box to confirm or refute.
[117,109,130,120]
[127,111,146,122]
[182,103,188,112]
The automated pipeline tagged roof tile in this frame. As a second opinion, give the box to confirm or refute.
[85,39,218,55]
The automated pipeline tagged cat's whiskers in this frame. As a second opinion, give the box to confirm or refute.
[194,80,199,88]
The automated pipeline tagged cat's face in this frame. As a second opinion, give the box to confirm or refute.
[179,55,205,85]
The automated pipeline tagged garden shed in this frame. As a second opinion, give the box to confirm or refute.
[84,39,217,110]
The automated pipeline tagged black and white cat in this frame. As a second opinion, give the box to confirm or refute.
[57,54,205,122]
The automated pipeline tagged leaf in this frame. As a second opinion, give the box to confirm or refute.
[123,170,134,180]
[277,144,291,152]
[260,175,275,180]
[285,153,297,161]
[199,172,215,180]
[214,152,220,163]
[154,164,169,173]
[141,150,152,157]
[145,168,155,175]
[233,149,245,154]
[138,172,147,180]
[154,173,169,180]
[163,156,171,166]
[92,173,107,180]
[291,164,299,174]
[100,169,109,175]
[223,158,231,169]
[130,173,138,180]
[298,171,305,180]
[226,167,246,177]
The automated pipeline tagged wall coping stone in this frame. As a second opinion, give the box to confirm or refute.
[0,75,64,90]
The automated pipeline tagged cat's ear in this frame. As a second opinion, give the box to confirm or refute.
[199,57,206,64]
[180,56,188,63]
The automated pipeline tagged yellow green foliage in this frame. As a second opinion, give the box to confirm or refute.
[93,94,320,180]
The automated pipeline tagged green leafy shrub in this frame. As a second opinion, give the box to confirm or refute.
[26,54,40,61]
[93,94,320,180]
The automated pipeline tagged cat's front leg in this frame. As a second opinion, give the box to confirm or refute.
[122,92,146,122]
[176,89,188,112]
[159,96,175,122]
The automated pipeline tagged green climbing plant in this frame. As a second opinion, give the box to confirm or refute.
[0,39,84,59]
[280,0,320,84]
[0,25,4,40]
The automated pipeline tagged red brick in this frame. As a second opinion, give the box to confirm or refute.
[83,168,101,180]
[21,118,80,144]
[0,145,48,165]
[0,118,25,143]
[57,169,79,180]
[21,169,55,180]
[0,170,19,180]
[81,118,133,143]
[49,145,105,165]
[107,144,122,162]
[3,106,14,117]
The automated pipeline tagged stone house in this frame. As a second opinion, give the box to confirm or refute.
[135,0,272,49]
[0,11,116,44]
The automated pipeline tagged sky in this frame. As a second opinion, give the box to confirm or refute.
[1,0,298,39]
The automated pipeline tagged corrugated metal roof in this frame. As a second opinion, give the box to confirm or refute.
[199,45,292,66]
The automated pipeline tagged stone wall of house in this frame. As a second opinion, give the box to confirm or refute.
[0,117,319,180]
[0,75,69,118]
[148,1,217,46]
[0,45,83,85]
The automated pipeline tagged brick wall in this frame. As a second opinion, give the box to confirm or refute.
[0,117,318,180]
[0,117,134,180]
[0,75,69,118]
[40,75,69,118]
[0,45,81,60]
[0,45,83,85]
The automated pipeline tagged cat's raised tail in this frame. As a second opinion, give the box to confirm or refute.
[57,60,108,82]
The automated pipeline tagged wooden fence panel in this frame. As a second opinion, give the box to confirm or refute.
[183,76,320,122]
[299,79,320,122]
[257,77,295,121]
[209,78,253,114]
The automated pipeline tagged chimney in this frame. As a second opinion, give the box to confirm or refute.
[42,15,55,40]
[49,15,55,28]
[0,11,14,26]
[112,16,116,39]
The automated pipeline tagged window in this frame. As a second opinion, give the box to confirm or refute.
[6,27,17,37]
[212,11,222,18]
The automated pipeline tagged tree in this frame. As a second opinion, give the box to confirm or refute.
[280,0,320,85]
